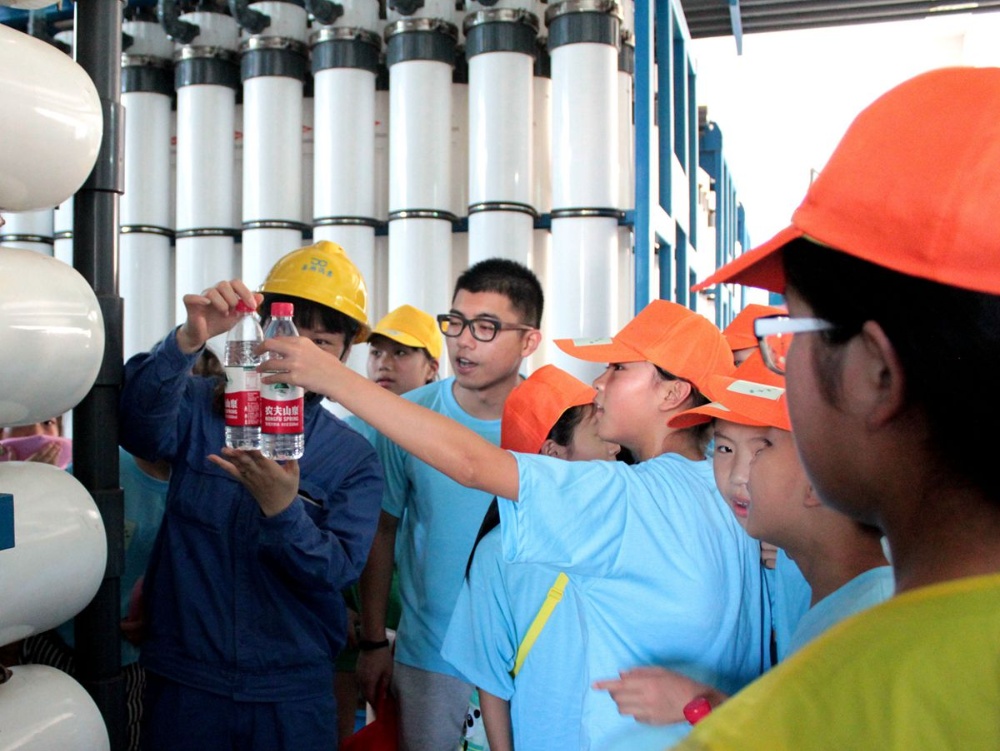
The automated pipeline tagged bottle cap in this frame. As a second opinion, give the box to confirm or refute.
[271,302,294,318]
[683,696,712,725]
[235,300,255,314]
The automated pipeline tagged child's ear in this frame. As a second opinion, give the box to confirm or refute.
[661,379,694,412]
[541,439,568,459]
[803,483,823,509]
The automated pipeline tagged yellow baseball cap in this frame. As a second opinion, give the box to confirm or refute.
[368,304,443,360]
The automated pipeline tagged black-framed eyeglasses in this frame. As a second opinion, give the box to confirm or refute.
[436,312,534,343]
[754,315,837,375]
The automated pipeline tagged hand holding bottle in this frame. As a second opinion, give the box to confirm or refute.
[178,279,261,354]
[208,447,300,517]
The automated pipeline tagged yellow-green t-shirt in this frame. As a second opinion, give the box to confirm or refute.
[673,572,1000,750]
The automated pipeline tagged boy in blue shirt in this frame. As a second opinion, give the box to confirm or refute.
[356,259,543,751]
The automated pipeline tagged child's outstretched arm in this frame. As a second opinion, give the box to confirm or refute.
[258,335,520,500]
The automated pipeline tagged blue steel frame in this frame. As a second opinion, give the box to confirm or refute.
[632,0,705,315]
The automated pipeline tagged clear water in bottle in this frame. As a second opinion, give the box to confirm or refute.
[260,302,305,460]
[224,302,264,450]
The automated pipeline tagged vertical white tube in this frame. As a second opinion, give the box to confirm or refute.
[240,3,309,287]
[617,38,635,328]
[174,12,241,333]
[546,0,621,381]
[465,10,537,268]
[0,210,54,255]
[373,64,391,321]
[121,19,175,359]
[385,19,458,318]
[311,26,380,376]
[530,36,552,372]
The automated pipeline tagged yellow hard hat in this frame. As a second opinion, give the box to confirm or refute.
[259,240,369,342]
[369,304,443,360]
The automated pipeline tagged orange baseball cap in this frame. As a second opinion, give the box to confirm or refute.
[723,304,786,353]
[554,299,734,395]
[501,365,596,454]
[668,352,790,432]
[368,304,443,360]
[694,67,1000,296]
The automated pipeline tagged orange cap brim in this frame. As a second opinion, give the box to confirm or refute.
[668,401,771,430]
[554,336,646,364]
[692,226,803,294]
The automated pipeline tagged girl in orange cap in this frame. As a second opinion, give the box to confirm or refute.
[256,299,766,748]
[442,365,619,751]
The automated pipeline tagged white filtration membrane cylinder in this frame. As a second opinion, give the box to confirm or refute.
[374,87,390,221]
[468,51,533,206]
[121,91,173,228]
[0,208,54,254]
[174,82,237,229]
[547,215,618,383]
[175,236,238,322]
[387,218,453,316]
[313,67,376,222]
[242,227,304,292]
[468,211,533,266]
[0,26,102,211]
[0,463,107,646]
[617,224,634,329]
[0,665,109,751]
[550,41,618,209]
[527,227,552,375]
[121,233,174,360]
[242,77,304,224]
[531,75,552,214]
[388,60,452,211]
[618,64,634,210]
[450,78,468,221]
[0,250,104,426]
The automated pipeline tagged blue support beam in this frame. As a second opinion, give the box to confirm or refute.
[0,493,13,551]
[728,0,744,54]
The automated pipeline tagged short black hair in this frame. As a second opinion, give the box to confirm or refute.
[260,292,361,345]
[784,238,1000,503]
[453,258,544,328]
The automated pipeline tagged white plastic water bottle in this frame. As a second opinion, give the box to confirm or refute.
[260,302,305,460]
[224,300,264,450]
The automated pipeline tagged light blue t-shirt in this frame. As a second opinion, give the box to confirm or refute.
[768,548,813,661]
[498,453,766,749]
[442,528,587,750]
[377,378,501,676]
[787,565,894,655]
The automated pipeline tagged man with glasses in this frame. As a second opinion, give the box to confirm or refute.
[357,258,543,751]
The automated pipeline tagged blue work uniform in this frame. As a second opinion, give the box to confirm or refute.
[120,330,383,750]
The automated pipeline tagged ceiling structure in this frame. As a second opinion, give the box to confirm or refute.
[679,0,1000,51]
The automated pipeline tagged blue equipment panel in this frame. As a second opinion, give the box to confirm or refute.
[0,493,12,551]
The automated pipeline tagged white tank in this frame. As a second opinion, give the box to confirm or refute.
[0,665,109,750]
[0,463,107,647]
[0,26,102,211]
[0,250,105,426]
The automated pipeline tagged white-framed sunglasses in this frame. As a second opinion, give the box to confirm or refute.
[753,315,838,375]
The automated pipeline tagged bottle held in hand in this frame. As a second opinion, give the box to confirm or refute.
[224,300,264,450]
[260,302,305,460]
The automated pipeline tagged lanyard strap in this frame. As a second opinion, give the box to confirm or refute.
[511,572,569,678]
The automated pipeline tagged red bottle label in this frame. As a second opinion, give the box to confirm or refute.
[224,367,261,427]
[261,383,305,434]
